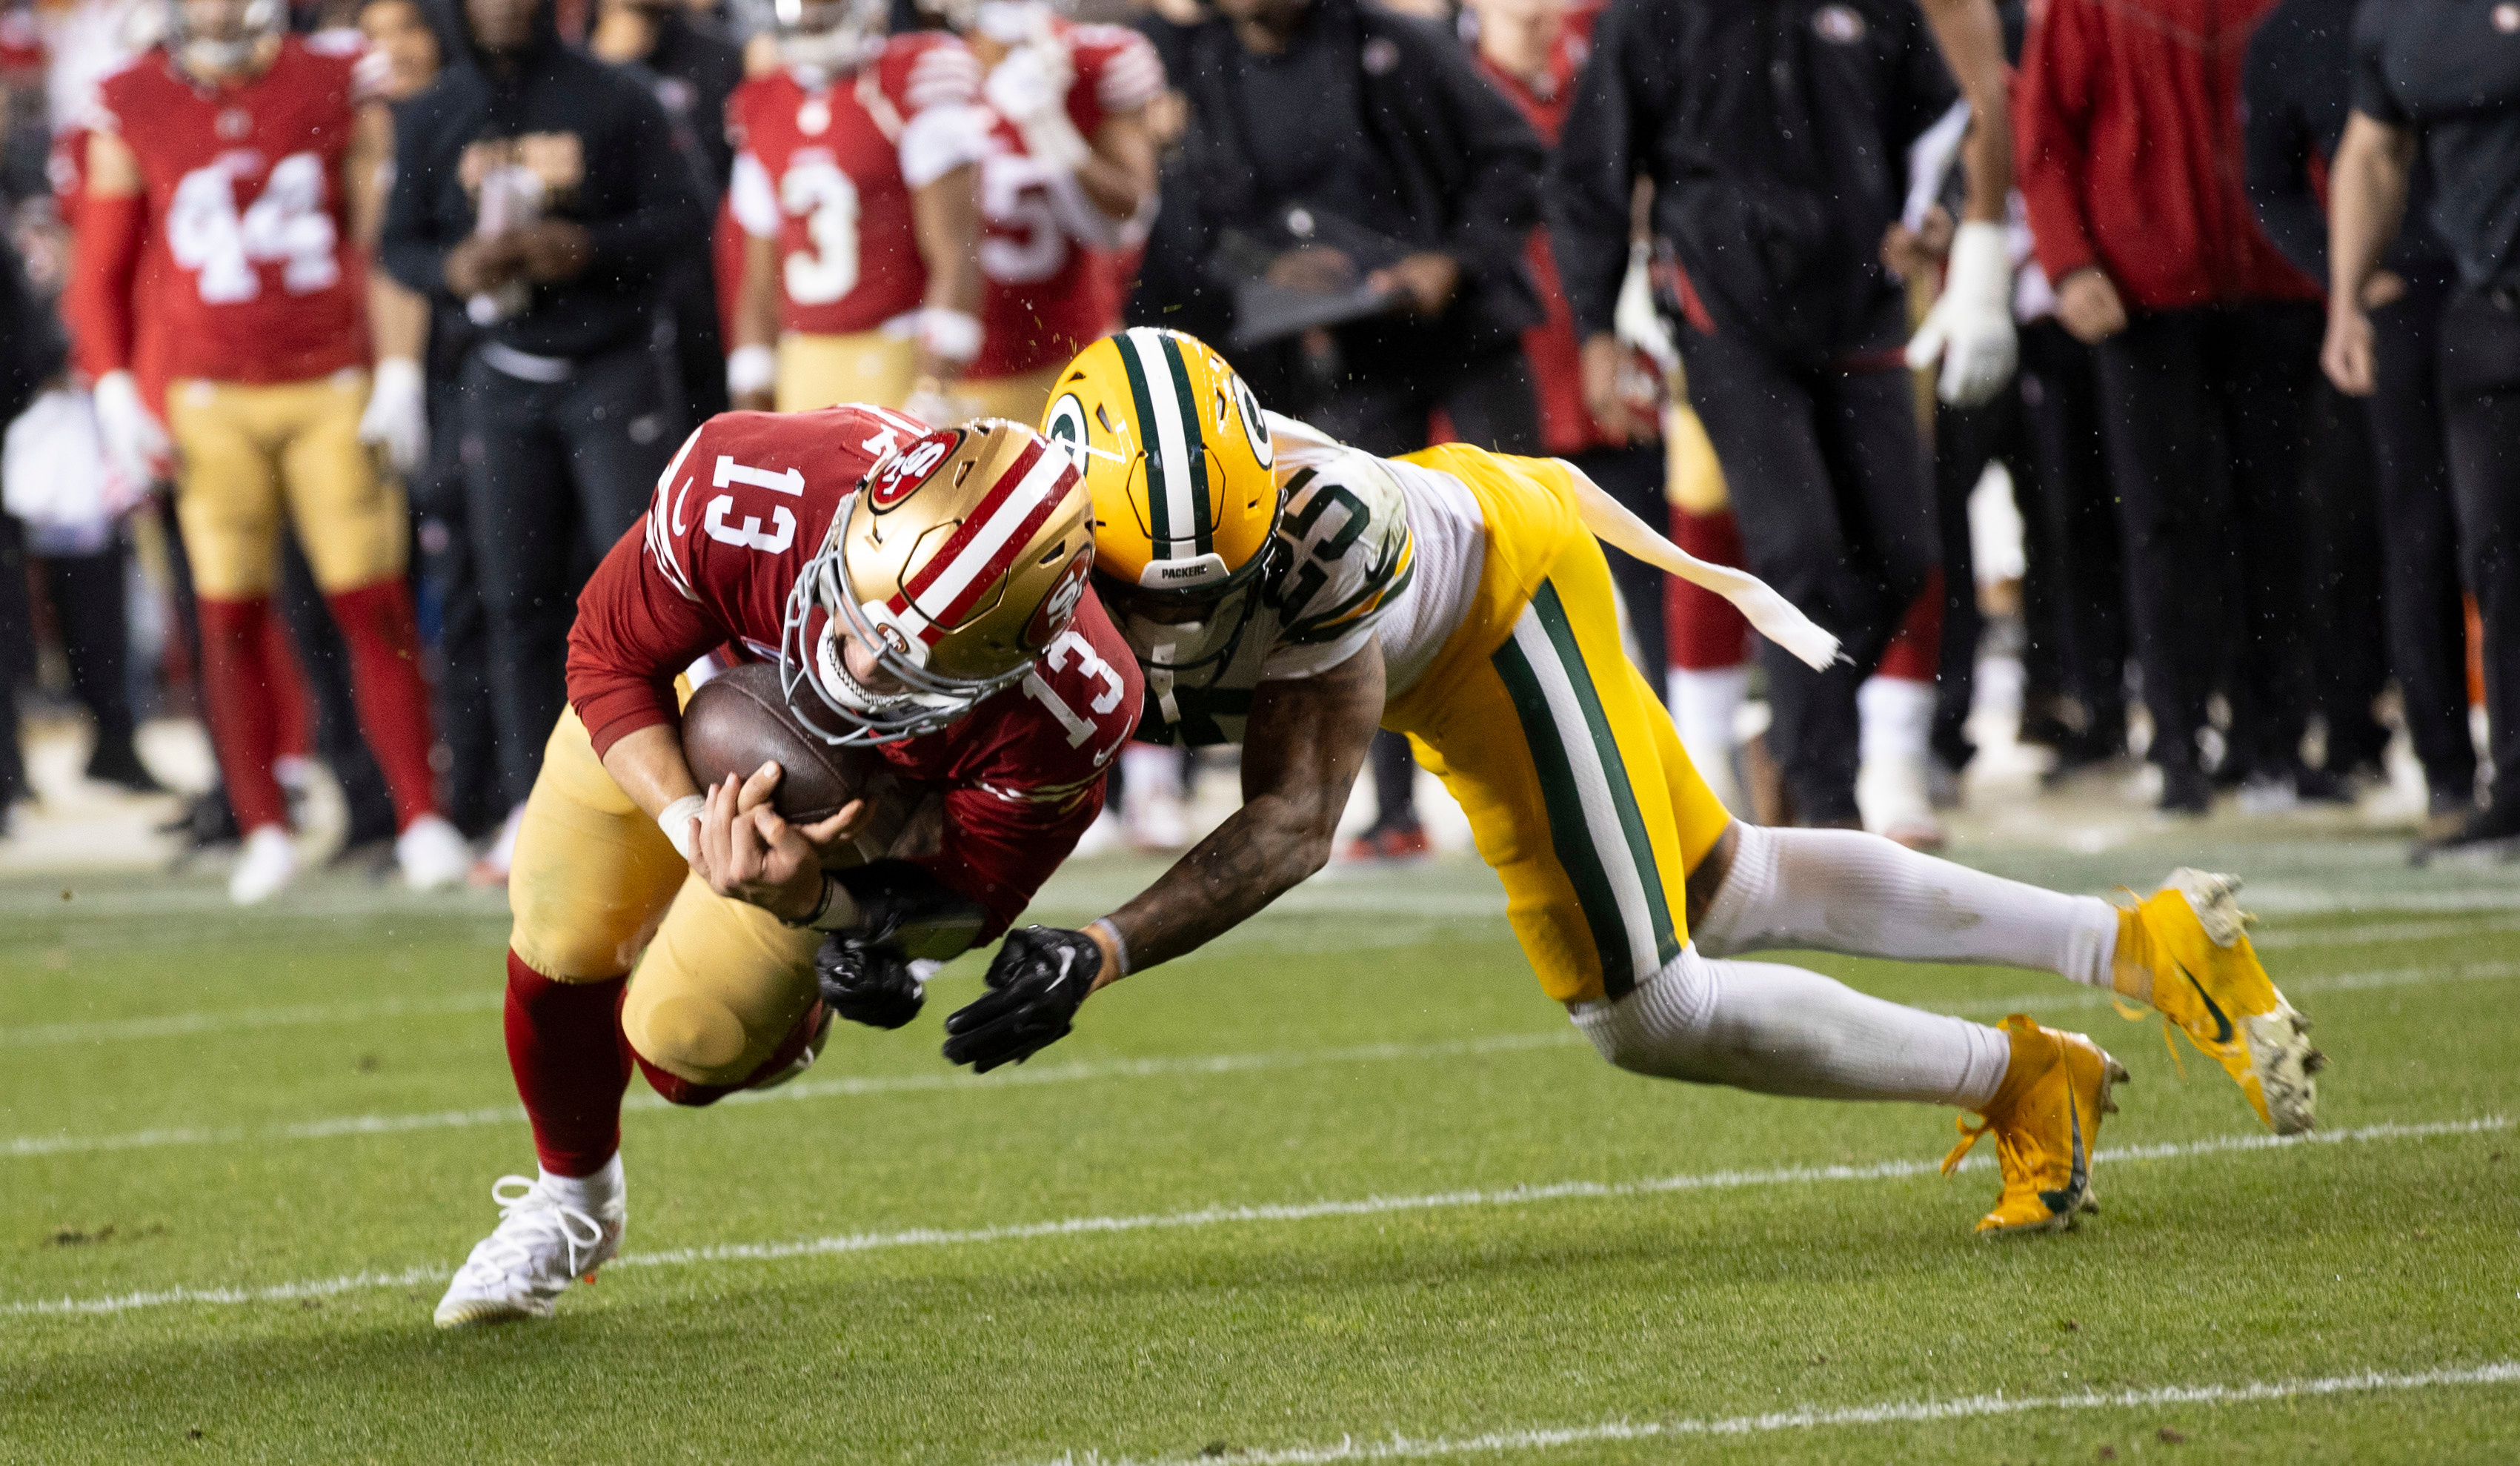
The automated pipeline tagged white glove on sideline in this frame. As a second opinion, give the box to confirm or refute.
[985,43,1089,173]
[359,357,430,474]
[90,370,170,489]
[1904,221,2018,408]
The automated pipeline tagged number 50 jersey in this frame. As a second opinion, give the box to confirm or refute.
[93,38,368,384]
[726,36,994,338]
[567,404,1143,934]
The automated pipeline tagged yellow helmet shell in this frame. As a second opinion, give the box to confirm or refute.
[1042,328,1279,598]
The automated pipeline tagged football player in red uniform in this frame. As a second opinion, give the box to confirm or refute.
[433,408,1141,1327]
[68,0,468,902]
[923,0,1163,423]
[722,0,992,414]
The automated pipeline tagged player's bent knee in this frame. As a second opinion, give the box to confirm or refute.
[1568,949,1725,1083]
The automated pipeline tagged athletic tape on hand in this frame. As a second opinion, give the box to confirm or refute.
[659,794,706,863]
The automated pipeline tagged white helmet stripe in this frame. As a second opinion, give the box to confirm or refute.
[1125,328,1200,561]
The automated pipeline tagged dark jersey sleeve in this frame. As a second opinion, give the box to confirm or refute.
[909,590,1143,941]
[2349,1,2407,127]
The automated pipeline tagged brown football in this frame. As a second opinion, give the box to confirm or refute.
[679,663,938,867]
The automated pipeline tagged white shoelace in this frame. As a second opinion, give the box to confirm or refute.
[457,1175,608,1286]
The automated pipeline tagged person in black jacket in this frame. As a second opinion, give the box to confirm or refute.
[2246,0,2472,838]
[0,228,61,829]
[383,0,708,832]
[1167,0,1546,858]
[590,0,745,429]
[1552,0,2008,828]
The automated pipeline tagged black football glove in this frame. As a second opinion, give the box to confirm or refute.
[814,938,925,1031]
[940,925,1101,1073]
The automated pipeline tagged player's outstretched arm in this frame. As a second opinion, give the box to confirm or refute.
[940,646,1384,1073]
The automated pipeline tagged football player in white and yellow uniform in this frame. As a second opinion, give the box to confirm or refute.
[938,328,2330,1238]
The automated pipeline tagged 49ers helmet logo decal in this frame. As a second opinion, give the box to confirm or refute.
[865,430,957,511]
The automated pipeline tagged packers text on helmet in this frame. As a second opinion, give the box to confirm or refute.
[1042,328,1278,603]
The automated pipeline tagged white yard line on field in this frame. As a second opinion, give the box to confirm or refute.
[10,955,2520,1160]
[7,903,2512,1049]
[0,1033,1583,1158]
[5,1115,2503,1319]
[1017,1361,2520,1466]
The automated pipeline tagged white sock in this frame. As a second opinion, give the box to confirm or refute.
[1858,674,1935,768]
[540,1154,625,1217]
[1697,823,2118,989]
[1669,665,1749,810]
[1120,743,1183,803]
[1572,946,2010,1109]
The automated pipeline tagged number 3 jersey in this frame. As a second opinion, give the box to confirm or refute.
[92,39,368,384]
[726,36,994,338]
[567,403,1143,935]
[1124,414,1488,748]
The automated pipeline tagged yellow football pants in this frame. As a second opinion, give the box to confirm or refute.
[776,330,917,414]
[162,373,406,599]
[1386,446,1732,1006]
[954,362,1063,425]
[508,707,822,1087]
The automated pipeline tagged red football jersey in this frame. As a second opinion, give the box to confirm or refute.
[1475,7,1625,457]
[727,36,991,338]
[93,39,369,384]
[567,404,1143,938]
[968,20,1164,380]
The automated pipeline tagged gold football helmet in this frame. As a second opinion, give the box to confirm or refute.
[780,419,1095,745]
[1043,328,1280,603]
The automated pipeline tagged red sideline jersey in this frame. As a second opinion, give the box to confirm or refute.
[567,404,1143,939]
[1475,7,1632,458]
[84,39,370,385]
[727,36,992,338]
[969,19,1164,381]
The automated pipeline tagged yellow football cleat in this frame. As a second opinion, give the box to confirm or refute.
[1942,1015,2127,1238]
[2114,869,2324,1134]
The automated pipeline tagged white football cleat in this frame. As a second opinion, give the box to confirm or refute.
[228,825,300,905]
[395,814,472,892]
[433,1168,625,1329]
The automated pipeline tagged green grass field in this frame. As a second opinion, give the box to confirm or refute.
[5,832,2519,1463]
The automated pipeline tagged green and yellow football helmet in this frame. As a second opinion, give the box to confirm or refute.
[1041,328,1280,603]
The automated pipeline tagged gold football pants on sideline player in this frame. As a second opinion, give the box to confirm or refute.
[162,372,407,599]
[954,362,1063,425]
[507,706,822,1087]
[1383,446,1732,1008]
[774,330,918,414]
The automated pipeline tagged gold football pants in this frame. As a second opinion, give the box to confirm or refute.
[163,373,406,599]
[775,330,918,414]
[1386,446,1733,1006]
[508,707,822,1087]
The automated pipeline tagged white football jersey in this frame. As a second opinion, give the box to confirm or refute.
[1120,417,1487,746]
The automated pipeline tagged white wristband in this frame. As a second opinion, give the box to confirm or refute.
[726,345,777,397]
[1086,917,1128,978]
[916,308,983,365]
[659,795,706,862]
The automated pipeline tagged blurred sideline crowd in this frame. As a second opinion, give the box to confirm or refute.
[1,0,2516,905]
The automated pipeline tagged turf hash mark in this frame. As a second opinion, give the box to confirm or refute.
[9,1115,2502,1319]
[1014,1361,2520,1466]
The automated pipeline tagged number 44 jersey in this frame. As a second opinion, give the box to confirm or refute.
[94,37,368,384]
[726,36,994,338]
[567,405,1144,932]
